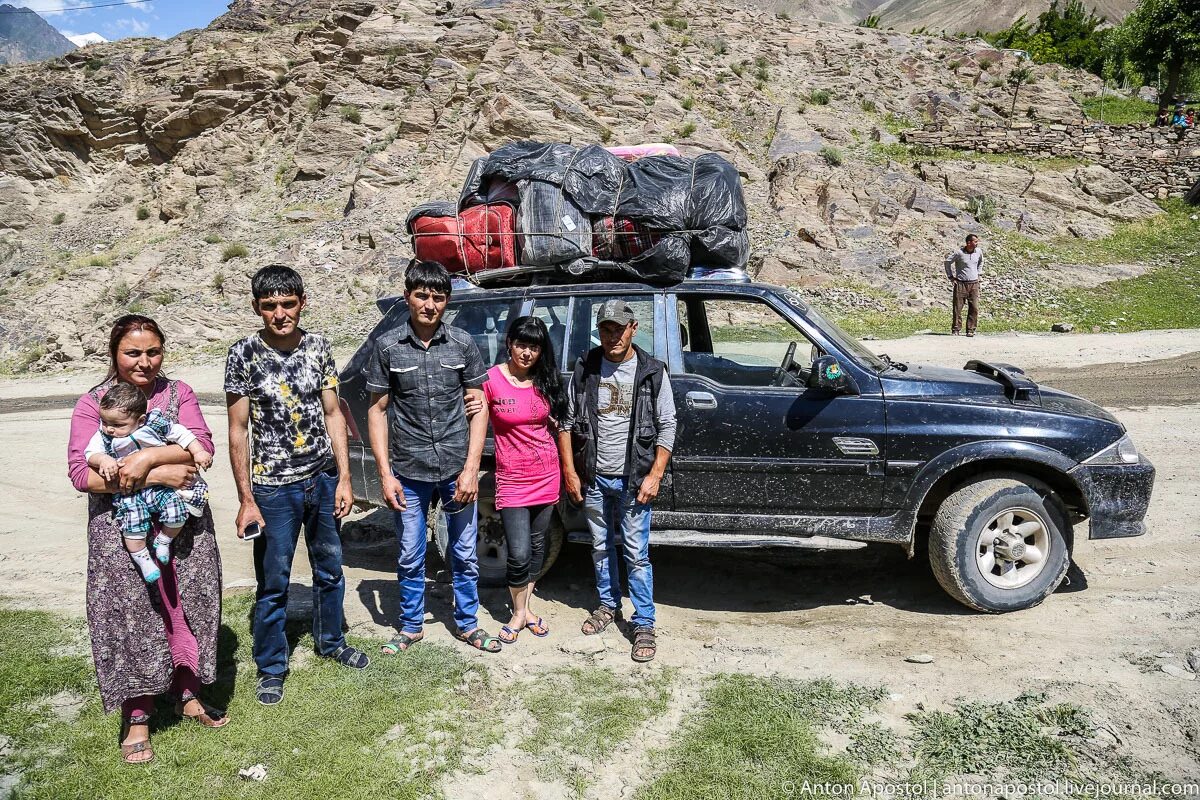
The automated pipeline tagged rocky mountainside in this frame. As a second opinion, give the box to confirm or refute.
[758,0,1133,29]
[0,0,1160,369]
[0,3,75,65]
[871,0,1136,34]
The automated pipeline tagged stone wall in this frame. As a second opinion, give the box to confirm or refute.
[902,123,1200,200]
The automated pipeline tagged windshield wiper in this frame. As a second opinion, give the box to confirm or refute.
[879,353,908,372]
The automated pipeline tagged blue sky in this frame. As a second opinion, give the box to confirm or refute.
[11,0,229,41]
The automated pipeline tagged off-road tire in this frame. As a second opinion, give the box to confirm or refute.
[929,474,1071,613]
[432,500,565,587]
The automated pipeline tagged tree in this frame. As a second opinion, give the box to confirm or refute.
[982,2,1109,73]
[1035,0,1108,72]
[1007,65,1033,126]
[1108,0,1200,118]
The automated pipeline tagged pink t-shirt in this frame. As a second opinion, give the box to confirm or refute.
[483,365,561,509]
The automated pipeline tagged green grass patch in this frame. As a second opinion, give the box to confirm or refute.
[1081,95,1158,126]
[3,594,490,800]
[522,666,673,793]
[0,604,93,744]
[907,692,1092,782]
[637,675,889,799]
[867,142,1085,171]
[711,321,795,343]
[221,243,249,262]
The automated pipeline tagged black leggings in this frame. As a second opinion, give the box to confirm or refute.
[500,504,553,588]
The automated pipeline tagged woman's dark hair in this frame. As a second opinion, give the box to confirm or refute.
[252,264,305,300]
[99,381,148,418]
[96,314,166,388]
[405,260,452,296]
[505,316,567,420]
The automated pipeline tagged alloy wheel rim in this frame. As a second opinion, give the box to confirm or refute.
[975,507,1050,590]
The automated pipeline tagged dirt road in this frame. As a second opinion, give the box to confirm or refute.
[1,329,1198,777]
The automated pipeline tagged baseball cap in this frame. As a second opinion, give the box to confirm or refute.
[595,299,636,326]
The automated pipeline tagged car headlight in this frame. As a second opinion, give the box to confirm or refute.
[1083,434,1140,465]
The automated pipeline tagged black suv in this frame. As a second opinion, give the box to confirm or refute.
[338,276,1154,613]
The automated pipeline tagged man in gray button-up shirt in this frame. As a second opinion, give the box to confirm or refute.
[364,261,500,653]
[944,234,983,336]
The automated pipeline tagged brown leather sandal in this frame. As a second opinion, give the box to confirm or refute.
[631,626,657,663]
[176,698,230,728]
[120,714,154,765]
[581,606,617,636]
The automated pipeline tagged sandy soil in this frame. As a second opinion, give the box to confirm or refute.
[2,329,1198,779]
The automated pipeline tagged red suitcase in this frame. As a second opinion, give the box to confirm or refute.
[408,202,517,274]
[459,203,517,273]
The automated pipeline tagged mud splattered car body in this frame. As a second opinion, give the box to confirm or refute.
[339,278,1154,612]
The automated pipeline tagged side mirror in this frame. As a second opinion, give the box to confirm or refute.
[807,355,859,395]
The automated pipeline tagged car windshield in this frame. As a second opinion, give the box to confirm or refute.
[801,305,887,371]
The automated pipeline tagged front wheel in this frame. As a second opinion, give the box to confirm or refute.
[431,499,565,587]
[929,475,1071,613]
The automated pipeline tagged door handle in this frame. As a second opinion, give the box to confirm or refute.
[686,391,718,410]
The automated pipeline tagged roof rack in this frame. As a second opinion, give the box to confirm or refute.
[453,264,752,291]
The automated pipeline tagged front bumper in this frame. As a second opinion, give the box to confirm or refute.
[1069,457,1156,539]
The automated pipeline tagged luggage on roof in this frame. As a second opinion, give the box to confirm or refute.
[412,140,751,286]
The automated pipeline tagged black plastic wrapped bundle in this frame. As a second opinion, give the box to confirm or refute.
[691,225,749,270]
[459,142,625,215]
[615,155,692,228]
[688,153,747,230]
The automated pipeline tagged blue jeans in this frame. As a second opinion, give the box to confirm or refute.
[584,475,655,629]
[393,475,480,634]
[251,468,347,677]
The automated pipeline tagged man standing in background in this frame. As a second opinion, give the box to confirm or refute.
[945,234,983,337]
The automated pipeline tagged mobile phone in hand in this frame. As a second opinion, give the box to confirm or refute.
[242,522,262,540]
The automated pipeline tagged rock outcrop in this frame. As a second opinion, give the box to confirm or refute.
[0,0,1162,367]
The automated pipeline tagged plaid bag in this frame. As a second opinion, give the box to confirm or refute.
[591,216,663,261]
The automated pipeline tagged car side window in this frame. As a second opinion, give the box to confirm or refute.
[676,296,819,387]
[566,295,656,366]
[443,299,517,366]
[529,297,571,372]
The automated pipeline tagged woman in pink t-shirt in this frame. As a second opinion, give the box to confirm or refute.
[484,316,566,643]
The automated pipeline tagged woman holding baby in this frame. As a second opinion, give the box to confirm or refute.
[66,314,229,764]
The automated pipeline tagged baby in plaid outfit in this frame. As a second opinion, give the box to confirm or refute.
[85,382,212,583]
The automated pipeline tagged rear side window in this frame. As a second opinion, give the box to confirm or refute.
[444,299,520,366]
[528,296,571,372]
[565,294,656,366]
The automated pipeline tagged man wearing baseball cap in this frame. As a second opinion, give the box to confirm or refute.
[558,299,676,662]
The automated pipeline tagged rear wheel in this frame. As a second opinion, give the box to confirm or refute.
[929,475,1071,613]
[431,499,565,587]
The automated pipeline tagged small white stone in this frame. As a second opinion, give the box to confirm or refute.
[905,653,934,664]
[238,763,268,781]
[1161,664,1196,681]
[559,636,607,655]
